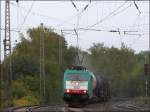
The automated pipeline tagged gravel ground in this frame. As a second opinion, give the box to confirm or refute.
[4,98,149,112]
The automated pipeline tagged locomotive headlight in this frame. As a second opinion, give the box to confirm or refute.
[76,82,79,85]
[83,90,87,93]
[66,89,70,93]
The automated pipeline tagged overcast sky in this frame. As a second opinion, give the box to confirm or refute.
[0,1,149,59]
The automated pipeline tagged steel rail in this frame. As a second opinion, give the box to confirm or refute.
[0,0,149,1]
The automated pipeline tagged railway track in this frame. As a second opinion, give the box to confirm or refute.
[111,99,149,112]
[3,99,149,112]
[3,105,40,112]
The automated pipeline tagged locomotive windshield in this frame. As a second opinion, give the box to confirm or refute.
[67,74,88,81]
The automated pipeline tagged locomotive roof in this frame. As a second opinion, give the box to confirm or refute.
[68,66,87,70]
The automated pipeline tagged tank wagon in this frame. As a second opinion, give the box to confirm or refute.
[63,66,111,104]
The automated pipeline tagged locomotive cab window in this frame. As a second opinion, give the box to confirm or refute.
[67,74,89,81]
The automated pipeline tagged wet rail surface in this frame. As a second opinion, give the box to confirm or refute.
[3,99,149,112]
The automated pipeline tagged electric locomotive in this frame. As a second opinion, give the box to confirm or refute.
[63,66,111,103]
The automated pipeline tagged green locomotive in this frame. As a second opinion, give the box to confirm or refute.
[63,66,110,103]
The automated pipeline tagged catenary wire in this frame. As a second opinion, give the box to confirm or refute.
[78,1,131,36]
[10,2,75,26]
[19,0,35,30]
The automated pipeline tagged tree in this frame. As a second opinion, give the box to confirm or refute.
[87,43,148,97]
[1,26,77,107]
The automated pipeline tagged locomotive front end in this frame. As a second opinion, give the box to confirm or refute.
[63,66,92,102]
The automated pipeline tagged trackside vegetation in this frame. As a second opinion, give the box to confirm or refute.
[0,26,149,108]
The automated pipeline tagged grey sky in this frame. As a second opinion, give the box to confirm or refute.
[0,1,149,59]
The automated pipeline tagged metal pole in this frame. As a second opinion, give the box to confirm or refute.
[74,29,80,65]
[4,0,12,106]
[5,0,12,81]
[42,23,46,104]
[0,0,2,110]
[59,30,63,102]
[148,0,150,105]
[59,30,63,66]
[40,23,42,104]
[40,23,46,104]
[144,62,149,104]
[145,80,148,104]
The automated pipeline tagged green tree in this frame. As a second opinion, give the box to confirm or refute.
[87,43,148,97]
[1,26,77,107]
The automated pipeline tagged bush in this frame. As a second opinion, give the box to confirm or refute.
[14,95,39,106]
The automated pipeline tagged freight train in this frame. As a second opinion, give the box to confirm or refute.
[63,66,111,104]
